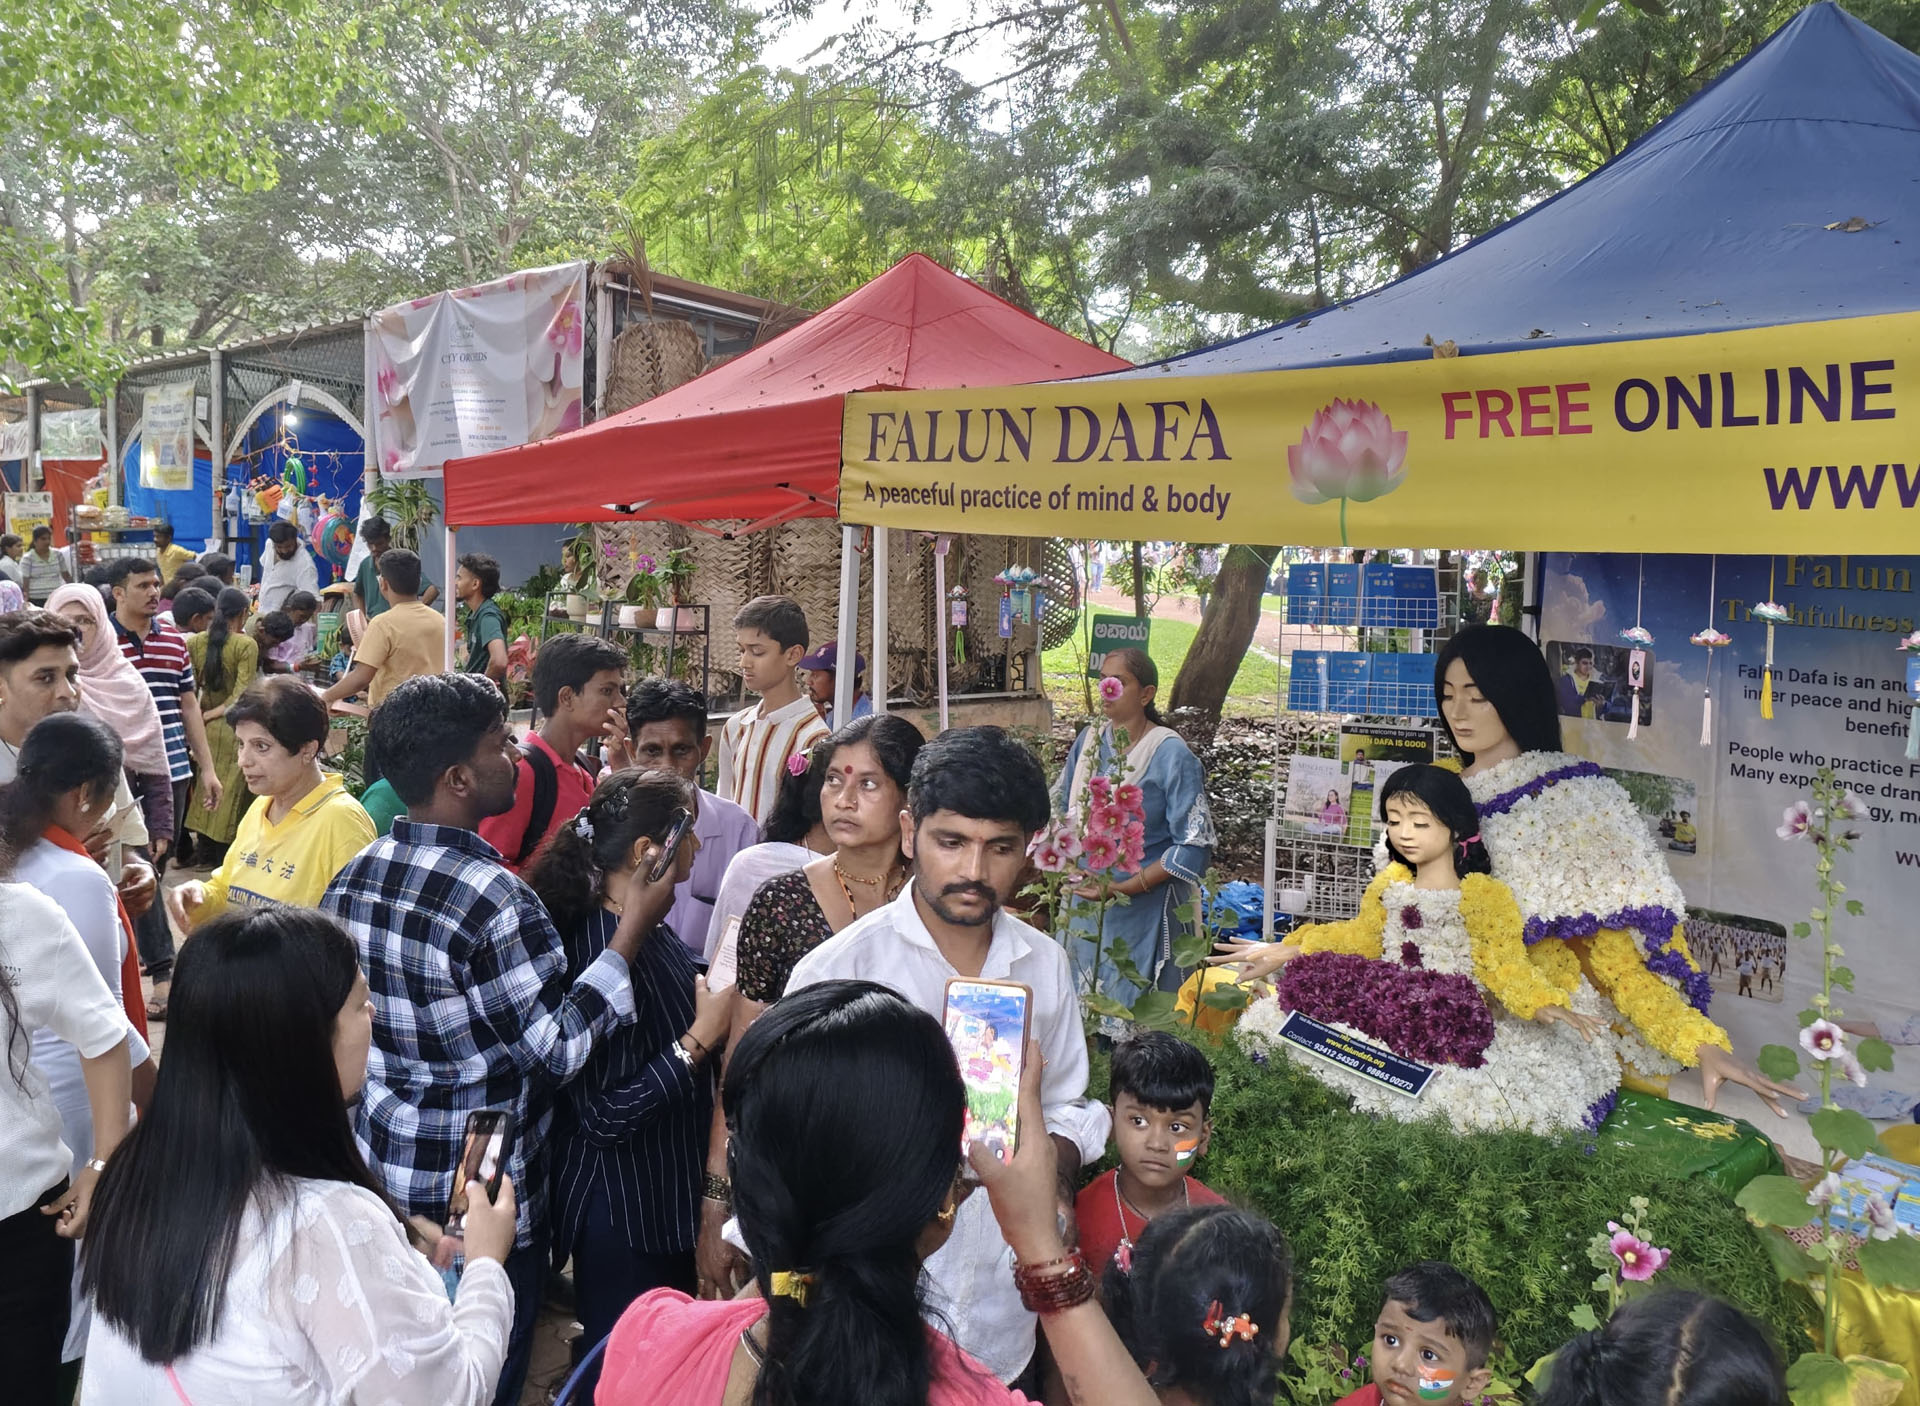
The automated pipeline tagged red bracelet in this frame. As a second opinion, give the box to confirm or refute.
[1012,1248,1095,1314]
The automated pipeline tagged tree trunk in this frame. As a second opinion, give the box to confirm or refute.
[1168,544,1281,739]
[1131,541,1146,619]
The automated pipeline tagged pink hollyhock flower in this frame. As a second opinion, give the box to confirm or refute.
[1838,1051,1868,1087]
[1800,1019,1846,1061]
[1807,1171,1846,1210]
[1088,774,1113,800]
[1608,1231,1669,1281]
[1098,676,1125,702]
[1082,832,1121,872]
[1030,841,1068,874]
[1777,802,1812,840]
[1287,399,1409,505]
[1114,782,1143,810]
[1088,801,1128,837]
[1838,790,1870,823]
[1053,827,1084,862]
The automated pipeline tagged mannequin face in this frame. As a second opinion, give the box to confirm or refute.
[1440,657,1513,759]
[1384,795,1453,870]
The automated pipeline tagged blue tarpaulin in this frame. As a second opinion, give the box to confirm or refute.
[1124,2,1920,376]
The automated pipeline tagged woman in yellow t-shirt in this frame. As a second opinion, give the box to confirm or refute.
[165,677,374,926]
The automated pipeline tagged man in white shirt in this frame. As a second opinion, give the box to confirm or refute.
[785,725,1109,1386]
[257,519,320,613]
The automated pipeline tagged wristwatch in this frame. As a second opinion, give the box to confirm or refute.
[702,1172,732,1207]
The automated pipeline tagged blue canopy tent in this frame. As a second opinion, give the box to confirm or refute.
[1122,1,1920,376]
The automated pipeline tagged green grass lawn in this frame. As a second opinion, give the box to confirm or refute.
[1042,616,1284,719]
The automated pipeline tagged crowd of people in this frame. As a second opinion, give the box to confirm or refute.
[0,541,1799,1406]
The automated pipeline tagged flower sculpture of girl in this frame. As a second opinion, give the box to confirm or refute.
[1236,766,1623,1135]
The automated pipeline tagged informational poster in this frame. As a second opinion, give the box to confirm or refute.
[141,382,197,491]
[368,261,587,478]
[39,408,102,461]
[0,418,32,463]
[4,492,53,535]
[1541,552,1920,1062]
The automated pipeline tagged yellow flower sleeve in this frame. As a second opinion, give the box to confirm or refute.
[1460,875,1568,1020]
[1526,938,1584,994]
[1585,927,1730,1064]
[1289,866,1400,959]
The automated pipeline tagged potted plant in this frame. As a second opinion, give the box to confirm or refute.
[621,554,660,627]
[661,546,697,630]
[557,534,601,619]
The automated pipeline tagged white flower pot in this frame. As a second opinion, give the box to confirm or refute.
[619,604,656,628]
[565,593,590,621]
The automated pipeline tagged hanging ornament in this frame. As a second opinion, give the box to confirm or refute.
[1617,554,1654,740]
[1751,558,1789,722]
[1900,631,1920,761]
[1689,557,1730,747]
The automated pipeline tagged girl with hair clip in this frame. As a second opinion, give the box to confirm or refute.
[1056,646,1215,1010]
[1537,1290,1786,1406]
[596,979,1166,1406]
[1102,1205,1293,1406]
[1232,765,1623,1135]
[522,768,730,1392]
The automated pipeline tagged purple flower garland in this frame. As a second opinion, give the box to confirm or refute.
[1476,760,1606,818]
[1277,952,1496,1068]
[1581,1089,1620,1131]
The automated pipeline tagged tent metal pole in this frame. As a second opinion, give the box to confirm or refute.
[444,524,458,670]
[871,527,888,717]
[834,524,858,728]
[208,349,224,548]
[932,537,949,733]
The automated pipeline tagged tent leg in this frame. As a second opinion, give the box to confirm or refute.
[444,524,458,671]
[835,524,858,728]
[871,527,888,717]
[932,538,949,733]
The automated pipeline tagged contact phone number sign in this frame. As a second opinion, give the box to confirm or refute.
[1276,1011,1435,1099]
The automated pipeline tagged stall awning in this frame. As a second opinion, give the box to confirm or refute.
[443,254,1129,529]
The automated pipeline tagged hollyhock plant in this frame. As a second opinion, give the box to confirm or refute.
[1777,801,1812,840]
[1286,399,1410,545]
[1098,675,1125,703]
[1081,832,1122,873]
[1608,1229,1670,1281]
[1114,782,1143,809]
[1864,1194,1903,1241]
[1088,801,1129,837]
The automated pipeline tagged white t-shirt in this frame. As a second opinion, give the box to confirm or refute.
[785,891,1112,1382]
[702,840,814,962]
[81,1178,515,1405]
[0,882,131,1221]
[257,545,320,614]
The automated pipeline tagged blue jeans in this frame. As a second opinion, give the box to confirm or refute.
[494,1234,549,1406]
[569,1182,695,1396]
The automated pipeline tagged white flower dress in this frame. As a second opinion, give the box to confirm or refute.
[1237,875,1623,1137]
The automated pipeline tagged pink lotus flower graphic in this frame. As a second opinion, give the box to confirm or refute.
[1287,399,1409,545]
[547,299,584,357]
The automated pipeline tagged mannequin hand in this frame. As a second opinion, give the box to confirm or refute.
[1206,938,1298,984]
[1696,1042,1807,1119]
[1534,1003,1607,1042]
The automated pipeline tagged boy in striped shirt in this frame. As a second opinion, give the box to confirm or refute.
[714,595,829,825]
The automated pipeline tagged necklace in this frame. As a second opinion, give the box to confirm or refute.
[1112,1173,1188,1272]
[834,860,901,914]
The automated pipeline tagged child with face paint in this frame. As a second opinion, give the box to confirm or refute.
[1076,1031,1227,1285]
[1338,1262,1497,1406]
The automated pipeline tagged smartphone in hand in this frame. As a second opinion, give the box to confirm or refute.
[942,978,1032,1165]
[645,806,695,884]
[446,1108,516,1236]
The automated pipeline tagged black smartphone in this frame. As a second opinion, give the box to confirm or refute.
[645,806,695,884]
[446,1108,516,1235]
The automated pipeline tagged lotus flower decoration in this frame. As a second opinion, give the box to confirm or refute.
[1287,399,1409,545]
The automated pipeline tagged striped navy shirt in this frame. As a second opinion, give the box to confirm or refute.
[114,613,195,783]
[551,909,711,1257]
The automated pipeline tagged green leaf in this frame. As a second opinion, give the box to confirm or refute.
[1858,1232,1920,1292]
[1567,1302,1600,1332]
[1785,1352,1852,1406]
[1171,930,1213,969]
[1574,0,1608,28]
[1831,966,1855,991]
[1810,1106,1880,1161]
[1758,1226,1821,1283]
[1800,1009,1820,1028]
[1845,900,1866,917]
[1129,990,1180,1030]
[1757,1044,1803,1082]
[1858,1038,1896,1073]
[1200,984,1253,1012]
[1735,1174,1818,1230]
[1082,994,1133,1022]
[1526,1351,1558,1391]
[1795,922,1814,939]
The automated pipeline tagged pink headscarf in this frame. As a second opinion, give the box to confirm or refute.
[0,580,23,613]
[45,583,172,777]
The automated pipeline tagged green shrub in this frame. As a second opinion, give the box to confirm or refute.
[1193,1039,1813,1376]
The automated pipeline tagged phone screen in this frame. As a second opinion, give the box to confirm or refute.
[446,1109,514,1235]
[646,807,695,884]
[943,979,1032,1165]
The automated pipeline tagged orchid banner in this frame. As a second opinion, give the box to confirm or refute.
[840,311,1920,554]
[368,261,586,479]
[1541,552,1920,1093]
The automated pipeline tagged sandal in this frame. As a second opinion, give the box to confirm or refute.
[147,983,171,1022]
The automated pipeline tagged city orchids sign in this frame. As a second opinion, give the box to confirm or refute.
[838,310,1920,553]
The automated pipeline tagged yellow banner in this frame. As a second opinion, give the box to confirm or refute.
[840,311,1920,552]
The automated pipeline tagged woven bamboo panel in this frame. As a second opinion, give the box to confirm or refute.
[603,319,707,416]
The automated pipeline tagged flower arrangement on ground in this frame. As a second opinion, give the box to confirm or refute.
[1732,768,1920,1405]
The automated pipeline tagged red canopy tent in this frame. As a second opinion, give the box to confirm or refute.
[441,253,1130,532]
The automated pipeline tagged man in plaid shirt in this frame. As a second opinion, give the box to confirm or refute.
[320,672,677,1406]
